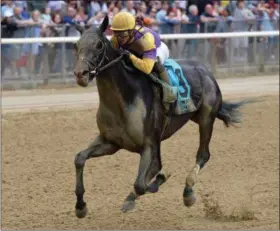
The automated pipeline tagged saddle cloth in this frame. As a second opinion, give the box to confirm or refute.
[150,58,196,115]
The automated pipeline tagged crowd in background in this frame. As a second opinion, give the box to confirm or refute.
[1,0,279,77]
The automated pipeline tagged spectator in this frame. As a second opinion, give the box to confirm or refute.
[133,1,143,14]
[74,6,88,25]
[258,3,275,32]
[139,1,148,15]
[144,7,159,31]
[14,1,27,10]
[174,0,187,12]
[186,0,214,15]
[225,0,237,16]
[232,0,256,61]
[199,4,220,66]
[28,10,45,74]
[225,0,254,15]
[1,9,17,76]
[121,1,136,16]
[48,13,64,73]
[187,4,200,33]
[165,7,182,30]
[47,1,65,13]
[258,5,277,60]
[50,13,64,34]
[106,3,120,34]
[88,0,107,18]
[14,0,29,19]
[156,1,169,23]
[266,0,279,18]
[64,6,79,71]
[68,0,78,10]
[1,0,15,19]
[87,11,105,26]
[41,7,52,24]
[1,9,17,38]
[184,4,200,59]
[135,2,148,24]
[114,0,123,11]
[200,4,219,33]
[156,1,170,33]
[11,6,33,76]
[107,1,117,23]
[112,5,120,16]
[151,1,162,11]
[214,7,232,64]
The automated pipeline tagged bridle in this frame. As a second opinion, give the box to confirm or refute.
[78,38,124,80]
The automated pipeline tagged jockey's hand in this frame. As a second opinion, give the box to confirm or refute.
[119,48,130,58]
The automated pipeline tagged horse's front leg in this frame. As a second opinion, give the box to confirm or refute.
[146,169,171,193]
[121,141,161,212]
[75,135,119,218]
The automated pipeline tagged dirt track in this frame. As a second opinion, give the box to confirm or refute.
[2,77,279,230]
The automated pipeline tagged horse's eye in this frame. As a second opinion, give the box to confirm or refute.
[96,41,103,50]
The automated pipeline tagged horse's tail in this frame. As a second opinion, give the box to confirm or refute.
[217,99,259,127]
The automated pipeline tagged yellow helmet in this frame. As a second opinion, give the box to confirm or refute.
[111,12,136,31]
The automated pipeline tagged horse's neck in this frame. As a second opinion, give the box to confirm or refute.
[96,62,135,107]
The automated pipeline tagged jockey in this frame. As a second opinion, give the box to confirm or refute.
[110,11,171,85]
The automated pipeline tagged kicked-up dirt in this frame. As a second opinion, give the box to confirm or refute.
[2,93,279,230]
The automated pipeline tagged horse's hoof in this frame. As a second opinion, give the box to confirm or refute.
[183,187,196,207]
[147,183,159,193]
[183,194,196,207]
[75,205,88,218]
[121,200,136,213]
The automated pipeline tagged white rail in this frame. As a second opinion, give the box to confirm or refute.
[1,31,279,44]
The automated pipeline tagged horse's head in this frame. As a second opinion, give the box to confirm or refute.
[74,15,109,87]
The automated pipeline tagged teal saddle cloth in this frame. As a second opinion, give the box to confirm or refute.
[152,58,196,115]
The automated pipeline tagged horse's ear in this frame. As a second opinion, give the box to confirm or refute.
[99,14,109,33]
[74,22,85,34]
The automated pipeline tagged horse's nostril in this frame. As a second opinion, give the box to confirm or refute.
[82,70,89,76]
[74,70,88,79]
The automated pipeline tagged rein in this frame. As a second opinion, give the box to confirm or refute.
[90,54,124,76]
[80,38,125,79]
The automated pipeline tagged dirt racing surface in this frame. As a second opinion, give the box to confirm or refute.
[2,88,279,229]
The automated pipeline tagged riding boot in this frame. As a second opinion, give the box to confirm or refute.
[153,62,177,112]
[153,61,170,84]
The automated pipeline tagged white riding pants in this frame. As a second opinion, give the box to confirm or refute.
[156,41,169,64]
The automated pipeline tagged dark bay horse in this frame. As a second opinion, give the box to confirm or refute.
[73,15,248,218]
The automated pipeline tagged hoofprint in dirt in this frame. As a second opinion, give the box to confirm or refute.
[2,94,279,230]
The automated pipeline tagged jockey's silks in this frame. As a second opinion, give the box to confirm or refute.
[110,25,161,74]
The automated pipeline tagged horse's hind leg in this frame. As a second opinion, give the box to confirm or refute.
[183,103,218,207]
[75,135,119,218]
[121,141,162,212]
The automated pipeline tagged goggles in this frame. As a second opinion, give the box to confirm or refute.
[113,30,130,39]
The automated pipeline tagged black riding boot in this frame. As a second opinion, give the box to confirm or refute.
[153,61,177,112]
[153,61,170,85]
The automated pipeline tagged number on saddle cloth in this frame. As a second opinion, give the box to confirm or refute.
[163,59,191,114]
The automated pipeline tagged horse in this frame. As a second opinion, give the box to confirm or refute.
[73,15,249,218]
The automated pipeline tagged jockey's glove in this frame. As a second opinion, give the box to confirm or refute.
[119,48,131,59]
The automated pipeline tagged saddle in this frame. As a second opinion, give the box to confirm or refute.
[121,59,197,115]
